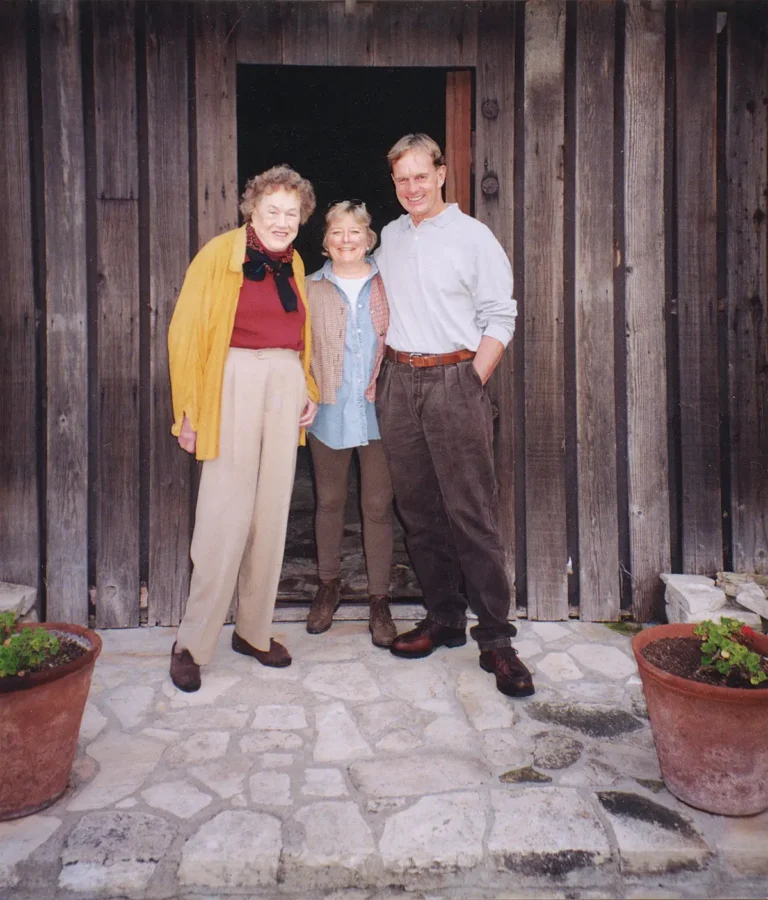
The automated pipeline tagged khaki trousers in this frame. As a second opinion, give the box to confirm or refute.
[176,348,307,664]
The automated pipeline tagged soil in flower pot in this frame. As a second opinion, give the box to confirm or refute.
[643,637,768,690]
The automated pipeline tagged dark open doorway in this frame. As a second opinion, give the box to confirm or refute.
[236,65,462,607]
[236,65,447,272]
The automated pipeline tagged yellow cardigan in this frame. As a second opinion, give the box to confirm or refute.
[168,225,319,460]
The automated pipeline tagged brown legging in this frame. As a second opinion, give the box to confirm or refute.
[308,434,394,597]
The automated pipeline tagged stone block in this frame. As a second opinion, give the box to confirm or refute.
[719,809,768,875]
[252,704,307,730]
[292,801,375,870]
[301,768,348,798]
[190,757,252,799]
[303,662,381,703]
[0,582,36,617]
[663,578,726,617]
[103,684,156,729]
[314,702,372,762]
[68,733,166,811]
[596,791,711,875]
[567,644,637,679]
[59,812,175,895]
[141,780,212,819]
[0,815,60,888]
[349,753,490,798]
[734,582,768,621]
[380,791,485,874]
[536,652,584,682]
[666,599,762,628]
[533,731,584,770]
[178,811,282,888]
[488,788,610,876]
[249,771,292,806]
[165,730,230,767]
[456,669,515,731]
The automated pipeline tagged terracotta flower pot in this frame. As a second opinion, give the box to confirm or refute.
[632,623,768,816]
[0,622,102,821]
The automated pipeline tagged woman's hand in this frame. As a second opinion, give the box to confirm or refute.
[178,415,197,454]
[299,398,318,428]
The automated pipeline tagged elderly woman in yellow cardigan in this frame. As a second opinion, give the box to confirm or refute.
[167,165,319,692]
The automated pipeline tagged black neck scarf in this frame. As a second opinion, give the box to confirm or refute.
[243,225,298,313]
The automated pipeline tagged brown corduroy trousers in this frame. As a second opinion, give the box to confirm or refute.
[176,348,307,664]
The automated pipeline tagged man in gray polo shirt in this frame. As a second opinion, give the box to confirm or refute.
[375,133,534,698]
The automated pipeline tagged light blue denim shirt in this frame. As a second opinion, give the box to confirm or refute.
[308,258,382,450]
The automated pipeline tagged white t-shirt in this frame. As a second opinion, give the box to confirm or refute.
[334,274,369,323]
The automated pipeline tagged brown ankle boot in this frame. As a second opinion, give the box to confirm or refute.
[369,595,397,648]
[170,642,201,692]
[306,578,341,634]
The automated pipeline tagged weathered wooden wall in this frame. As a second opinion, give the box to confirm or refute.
[1,0,766,627]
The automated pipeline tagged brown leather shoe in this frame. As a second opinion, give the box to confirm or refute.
[479,647,535,697]
[306,578,341,634]
[170,642,201,692]
[231,631,292,667]
[390,618,466,659]
[369,595,397,648]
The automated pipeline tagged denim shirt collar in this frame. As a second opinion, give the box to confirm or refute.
[310,256,379,285]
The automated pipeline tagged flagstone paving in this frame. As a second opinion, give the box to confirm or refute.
[2,620,768,899]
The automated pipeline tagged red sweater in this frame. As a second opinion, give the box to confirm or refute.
[230,274,305,351]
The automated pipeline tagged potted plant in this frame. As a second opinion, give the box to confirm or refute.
[0,612,102,820]
[632,618,768,816]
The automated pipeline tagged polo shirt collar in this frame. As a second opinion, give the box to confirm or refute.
[400,203,460,231]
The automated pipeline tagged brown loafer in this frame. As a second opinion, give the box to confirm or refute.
[306,578,341,634]
[479,647,535,698]
[170,642,201,692]
[369,595,397,648]
[232,631,292,668]
[390,618,466,659]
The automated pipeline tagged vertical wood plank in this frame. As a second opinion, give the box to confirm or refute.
[574,0,620,620]
[94,1,138,200]
[39,0,88,624]
[236,1,282,65]
[445,70,472,215]
[624,0,669,620]
[676,1,722,574]
[328,0,373,65]
[281,2,329,65]
[92,2,140,628]
[146,2,193,626]
[524,0,568,619]
[373,2,477,67]
[475,1,516,595]
[195,4,238,248]
[726,3,768,574]
[0,2,39,591]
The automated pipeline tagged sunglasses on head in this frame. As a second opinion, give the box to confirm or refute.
[326,198,364,211]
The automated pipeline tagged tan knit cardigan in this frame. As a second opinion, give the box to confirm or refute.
[307,270,389,404]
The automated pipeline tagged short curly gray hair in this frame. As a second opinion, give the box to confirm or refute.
[239,165,316,224]
[322,201,377,256]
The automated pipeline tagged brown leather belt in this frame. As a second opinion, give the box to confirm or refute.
[385,347,476,368]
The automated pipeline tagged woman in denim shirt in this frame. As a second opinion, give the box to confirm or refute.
[305,201,396,647]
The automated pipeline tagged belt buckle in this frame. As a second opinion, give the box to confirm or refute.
[407,352,423,368]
